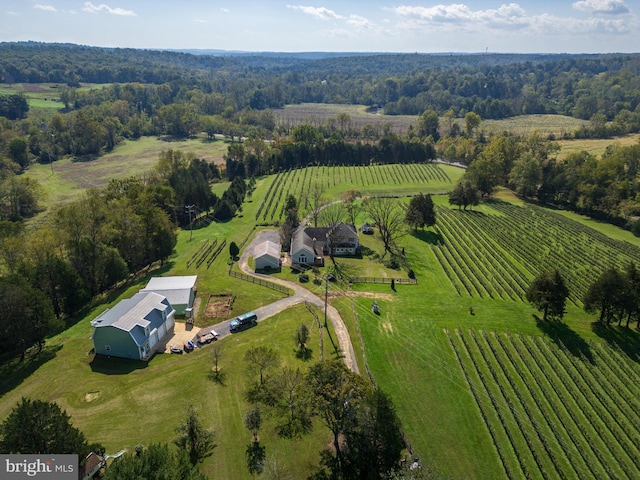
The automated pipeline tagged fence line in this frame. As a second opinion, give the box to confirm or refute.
[228,268,291,296]
[348,277,417,285]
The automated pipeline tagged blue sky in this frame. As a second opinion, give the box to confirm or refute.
[1,1,638,53]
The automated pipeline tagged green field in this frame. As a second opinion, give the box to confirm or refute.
[4,163,640,479]
[24,136,229,226]
[255,163,462,223]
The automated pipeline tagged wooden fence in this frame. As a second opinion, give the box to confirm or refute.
[228,269,291,296]
[348,277,417,285]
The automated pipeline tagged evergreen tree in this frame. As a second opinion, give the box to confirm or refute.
[0,398,91,457]
[174,405,216,466]
[526,270,569,320]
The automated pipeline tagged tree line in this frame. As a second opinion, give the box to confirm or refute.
[3,43,640,125]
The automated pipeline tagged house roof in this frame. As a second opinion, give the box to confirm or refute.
[304,227,329,241]
[91,292,172,337]
[328,222,357,237]
[140,275,197,306]
[143,275,197,291]
[290,226,316,256]
[254,240,281,259]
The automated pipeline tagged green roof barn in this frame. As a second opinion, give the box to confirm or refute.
[91,292,175,360]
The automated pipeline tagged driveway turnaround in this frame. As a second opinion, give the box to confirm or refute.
[194,229,360,374]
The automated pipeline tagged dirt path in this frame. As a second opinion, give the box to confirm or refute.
[239,230,360,374]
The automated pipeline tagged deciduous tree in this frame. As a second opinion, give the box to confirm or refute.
[363,197,406,257]
[0,275,60,360]
[583,268,627,324]
[245,346,281,386]
[306,360,367,476]
[405,193,435,231]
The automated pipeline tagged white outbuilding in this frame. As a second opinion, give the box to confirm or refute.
[254,240,281,271]
[140,275,197,316]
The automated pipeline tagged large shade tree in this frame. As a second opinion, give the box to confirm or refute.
[583,268,628,324]
[526,270,569,321]
[363,197,406,257]
[0,398,91,456]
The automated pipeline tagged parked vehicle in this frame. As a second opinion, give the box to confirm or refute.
[170,344,183,354]
[230,311,258,333]
[197,330,218,344]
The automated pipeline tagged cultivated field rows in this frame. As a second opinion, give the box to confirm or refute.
[447,328,640,479]
[255,163,453,223]
[433,202,640,304]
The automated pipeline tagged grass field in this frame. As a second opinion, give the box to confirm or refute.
[274,103,418,135]
[556,134,640,160]
[24,136,229,227]
[483,114,587,137]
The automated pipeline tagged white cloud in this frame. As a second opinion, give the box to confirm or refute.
[393,2,635,35]
[6,11,20,16]
[393,3,528,29]
[220,8,230,13]
[34,4,57,12]
[346,14,372,28]
[287,5,343,21]
[82,2,136,16]
[573,0,630,15]
[287,5,374,30]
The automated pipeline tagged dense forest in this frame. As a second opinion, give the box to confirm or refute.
[2,43,640,121]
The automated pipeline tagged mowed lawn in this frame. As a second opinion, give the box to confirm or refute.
[0,179,343,479]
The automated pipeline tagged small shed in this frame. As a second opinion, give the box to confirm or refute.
[254,240,281,271]
[140,275,197,316]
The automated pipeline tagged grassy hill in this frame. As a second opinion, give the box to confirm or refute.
[3,164,640,478]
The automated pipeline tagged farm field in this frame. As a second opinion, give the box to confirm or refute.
[483,114,587,137]
[23,136,229,226]
[556,133,640,160]
[5,161,640,478]
[274,103,418,135]
[254,163,462,223]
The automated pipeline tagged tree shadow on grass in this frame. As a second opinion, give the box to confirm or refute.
[295,347,313,361]
[412,230,443,246]
[535,315,594,363]
[324,327,343,361]
[90,355,148,375]
[208,369,227,386]
[0,344,62,396]
[591,322,640,363]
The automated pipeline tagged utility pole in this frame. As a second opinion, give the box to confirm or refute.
[324,276,328,328]
[185,204,195,241]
